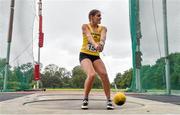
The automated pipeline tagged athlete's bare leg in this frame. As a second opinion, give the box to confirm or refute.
[93,59,111,100]
[81,59,96,98]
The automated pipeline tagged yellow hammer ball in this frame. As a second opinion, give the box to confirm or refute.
[113,92,126,106]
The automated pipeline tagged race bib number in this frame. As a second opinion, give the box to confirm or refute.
[87,43,97,52]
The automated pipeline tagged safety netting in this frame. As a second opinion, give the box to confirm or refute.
[129,0,180,95]
[0,0,36,91]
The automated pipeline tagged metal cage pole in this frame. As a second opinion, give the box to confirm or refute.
[3,0,15,91]
[36,0,44,89]
[162,0,171,95]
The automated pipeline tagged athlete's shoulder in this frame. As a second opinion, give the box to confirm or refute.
[82,24,90,30]
[102,25,107,29]
[82,24,90,27]
[99,25,107,32]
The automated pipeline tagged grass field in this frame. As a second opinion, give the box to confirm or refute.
[46,88,127,92]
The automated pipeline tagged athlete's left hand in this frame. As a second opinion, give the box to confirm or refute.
[97,43,104,52]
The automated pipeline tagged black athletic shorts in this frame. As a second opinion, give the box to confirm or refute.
[79,52,100,63]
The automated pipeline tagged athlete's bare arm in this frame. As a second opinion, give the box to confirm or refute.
[99,26,107,52]
[82,24,102,51]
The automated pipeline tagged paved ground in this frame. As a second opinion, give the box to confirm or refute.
[0,92,34,102]
[1,91,180,105]
[127,93,180,105]
[0,90,180,114]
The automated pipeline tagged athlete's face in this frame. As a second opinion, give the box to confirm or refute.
[92,12,101,24]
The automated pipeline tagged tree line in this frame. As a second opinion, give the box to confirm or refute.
[139,52,180,90]
[40,64,102,89]
[0,52,180,90]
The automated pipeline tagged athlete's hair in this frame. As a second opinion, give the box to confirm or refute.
[88,9,101,21]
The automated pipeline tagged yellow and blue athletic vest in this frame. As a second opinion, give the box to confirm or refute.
[80,24,102,56]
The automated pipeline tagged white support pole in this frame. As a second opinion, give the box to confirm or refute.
[162,0,171,95]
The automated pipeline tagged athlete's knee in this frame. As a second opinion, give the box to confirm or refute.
[88,73,96,80]
[99,72,109,82]
[99,71,108,78]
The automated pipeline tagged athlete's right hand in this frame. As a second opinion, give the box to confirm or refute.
[94,43,100,52]
[97,43,104,52]
[94,43,103,52]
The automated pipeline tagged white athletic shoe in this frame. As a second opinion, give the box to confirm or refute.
[81,99,88,109]
[106,100,114,110]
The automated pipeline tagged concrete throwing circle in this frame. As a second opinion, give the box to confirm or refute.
[24,98,144,110]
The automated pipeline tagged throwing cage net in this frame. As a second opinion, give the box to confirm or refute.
[0,0,36,91]
[129,0,180,95]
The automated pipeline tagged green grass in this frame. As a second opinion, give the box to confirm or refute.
[47,88,104,92]
[46,88,127,92]
[46,88,83,91]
